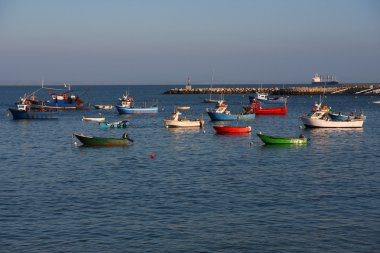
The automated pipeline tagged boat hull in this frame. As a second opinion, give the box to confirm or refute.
[9,108,58,120]
[207,112,255,121]
[300,116,364,128]
[74,134,129,146]
[34,103,91,110]
[164,119,204,128]
[312,81,339,85]
[82,117,105,122]
[244,100,287,115]
[116,106,158,114]
[257,133,308,144]
[254,106,287,115]
[213,125,251,134]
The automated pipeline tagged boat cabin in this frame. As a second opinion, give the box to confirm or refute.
[256,92,269,100]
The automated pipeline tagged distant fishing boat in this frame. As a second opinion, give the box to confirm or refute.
[94,105,114,110]
[82,116,106,122]
[213,125,251,134]
[16,82,91,110]
[257,133,309,144]
[73,133,133,146]
[205,93,224,104]
[164,106,204,128]
[203,98,219,103]
[175,106,191,110]
[206,100,255,121]
[203,71,219,103]
[253,93,287,104]
[115,91,158,114]
[99,120,129,128]
[244,99,287,115]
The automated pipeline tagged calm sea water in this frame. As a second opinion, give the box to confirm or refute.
[1,85,379,253]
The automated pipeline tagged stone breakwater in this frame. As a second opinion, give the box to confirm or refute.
[164,84,380,95]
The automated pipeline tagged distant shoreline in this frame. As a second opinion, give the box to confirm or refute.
[164,84,380,95]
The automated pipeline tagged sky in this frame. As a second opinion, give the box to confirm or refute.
[0,0,379,85]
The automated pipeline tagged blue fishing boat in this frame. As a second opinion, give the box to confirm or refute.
[17,83,90,110]
[41,84,90,110]
[206,101,255,121]
[207,111,255,121]
[99,120,129,128]
[8,103,58,120]
[116,107,158,114]
[252,93,287,104]
[115,91,158,114]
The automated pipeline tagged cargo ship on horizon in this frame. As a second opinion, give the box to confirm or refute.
[312,73,339,85]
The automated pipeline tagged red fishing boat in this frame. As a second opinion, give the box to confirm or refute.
[213,125,251,134]
[244,99,286,115]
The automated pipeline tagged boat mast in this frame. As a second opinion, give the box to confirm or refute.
[210,69,214,99]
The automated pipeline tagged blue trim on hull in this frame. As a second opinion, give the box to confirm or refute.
[116,106,158,114]
[207,111,255,121]
[9,108,58,120]
[41,102,91,110]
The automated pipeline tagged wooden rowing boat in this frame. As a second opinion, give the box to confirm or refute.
[82,116,106,122]
[73,133,132,146]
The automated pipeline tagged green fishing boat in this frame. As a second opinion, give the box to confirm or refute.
[73,133,133,146]
[257,133,308,145]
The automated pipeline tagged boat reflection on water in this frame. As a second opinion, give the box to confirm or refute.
[258,143,308,150]
[303,127,364,147]
[166,127,204,134]
[215,132,251,136]
[304,127,364,135]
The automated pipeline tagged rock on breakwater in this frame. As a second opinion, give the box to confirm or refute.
[164,84,380,95]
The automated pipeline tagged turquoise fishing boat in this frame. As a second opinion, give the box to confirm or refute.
[99,120,129,128]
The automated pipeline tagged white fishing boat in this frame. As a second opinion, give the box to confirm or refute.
[82,116,106,122]
[164,107,204,128]
[300,103,364,128]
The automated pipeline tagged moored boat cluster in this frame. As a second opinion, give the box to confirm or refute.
[8,84,369,146]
